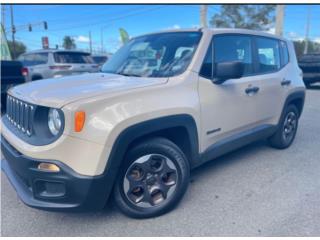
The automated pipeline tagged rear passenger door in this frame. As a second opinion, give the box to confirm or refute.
[252,36,287,124]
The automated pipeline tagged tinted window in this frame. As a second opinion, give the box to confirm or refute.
[21,53,48,66]
[280,41,289,66]
[33,53,48,65]
[214,35,253,75]
[92,56,108,64]
[256,37,280,73]
[102,32,202,78]
[54,52,94,64]
[200,42,213,79]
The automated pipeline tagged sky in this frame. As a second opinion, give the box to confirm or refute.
[2,4,320,54]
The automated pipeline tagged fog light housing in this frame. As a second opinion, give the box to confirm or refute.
[34,180,66,198]
[38,163,60,172]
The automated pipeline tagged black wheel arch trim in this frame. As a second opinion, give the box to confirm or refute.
[102,114,199,192]
[282,90,306,119]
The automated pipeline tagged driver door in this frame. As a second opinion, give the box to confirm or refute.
[198,34,263,152]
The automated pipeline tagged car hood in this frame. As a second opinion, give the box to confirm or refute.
[9,73,168,108]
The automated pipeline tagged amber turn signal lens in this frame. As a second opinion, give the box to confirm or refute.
[38,163,60,172]
[75,111,86,132]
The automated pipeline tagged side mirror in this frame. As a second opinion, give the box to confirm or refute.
[213,61,244,84]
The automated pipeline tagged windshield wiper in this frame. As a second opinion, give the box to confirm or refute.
[116,71,142,77]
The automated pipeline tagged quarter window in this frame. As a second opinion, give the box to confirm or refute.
[200,42,213,79]
[256,37,280,73]
[213,35,253,75]
[280,41,289,67]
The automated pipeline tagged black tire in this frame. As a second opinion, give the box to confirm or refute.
[32,75,43,81]
[113,137,190,218]
[268,104,299,149]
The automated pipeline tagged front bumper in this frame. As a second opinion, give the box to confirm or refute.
[1,136,113,212]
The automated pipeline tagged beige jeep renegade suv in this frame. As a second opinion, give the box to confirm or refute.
[1,28,305,218]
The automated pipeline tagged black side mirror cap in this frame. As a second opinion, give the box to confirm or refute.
[213,61,244,84]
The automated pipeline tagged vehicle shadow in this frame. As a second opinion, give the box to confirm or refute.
[190,140,267,180]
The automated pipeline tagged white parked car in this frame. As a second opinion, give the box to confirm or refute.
[18,49,100,81]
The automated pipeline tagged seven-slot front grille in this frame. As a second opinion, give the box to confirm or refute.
[6,95,35,136]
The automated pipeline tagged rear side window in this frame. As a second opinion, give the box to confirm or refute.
[200,42,213,79]
[54,52,94,64]
[256,37,280,73]
[22,53,48,66]
[33,53,48,65]
[280,41,289,67]
[213,35,253,76]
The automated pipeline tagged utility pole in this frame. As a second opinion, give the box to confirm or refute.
[200,5,208,28]
[275,5,285,36]
[89,31,92,54]
[1,5,5,28]
[100,28,103,53]
[10,5,16,59]
[304,6,311,54]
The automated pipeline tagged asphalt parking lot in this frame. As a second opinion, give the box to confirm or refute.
[1,85,320,237]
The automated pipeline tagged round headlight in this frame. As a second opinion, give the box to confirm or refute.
[48,108,62,136]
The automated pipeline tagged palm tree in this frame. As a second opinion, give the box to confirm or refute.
[62,36,76,49]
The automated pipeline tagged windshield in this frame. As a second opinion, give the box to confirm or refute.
[101,32,202,77]
[54,52,94,64]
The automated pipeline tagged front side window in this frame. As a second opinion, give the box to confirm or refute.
[256,37,280,73]
[101,32,202,78]
[214,35,253,75]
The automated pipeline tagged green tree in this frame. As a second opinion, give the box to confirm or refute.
[62,36,76,49]
[7,40,27,59]
[210,5,276,31]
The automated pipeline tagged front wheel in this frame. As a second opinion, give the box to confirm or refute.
[113,137,190,218]
[268,104,299,149]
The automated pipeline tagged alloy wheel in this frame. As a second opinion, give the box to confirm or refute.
[282,111,297,143]
[123,154,178,208]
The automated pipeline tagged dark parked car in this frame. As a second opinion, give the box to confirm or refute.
[298,53,320,86]
[1,60,26,112]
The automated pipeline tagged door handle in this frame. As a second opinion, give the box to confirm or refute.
[245,86,260,95]
[281,79,291,86]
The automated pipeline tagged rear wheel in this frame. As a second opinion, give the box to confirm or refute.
[113,137,190,218]
[32,75,43,81]
[268,104,299,149]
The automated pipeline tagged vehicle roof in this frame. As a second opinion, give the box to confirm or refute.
[134,27,288,41]
[22,49,91,55]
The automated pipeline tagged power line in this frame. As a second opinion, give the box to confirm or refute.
[44,5,144,23]
[32,6,166,33]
